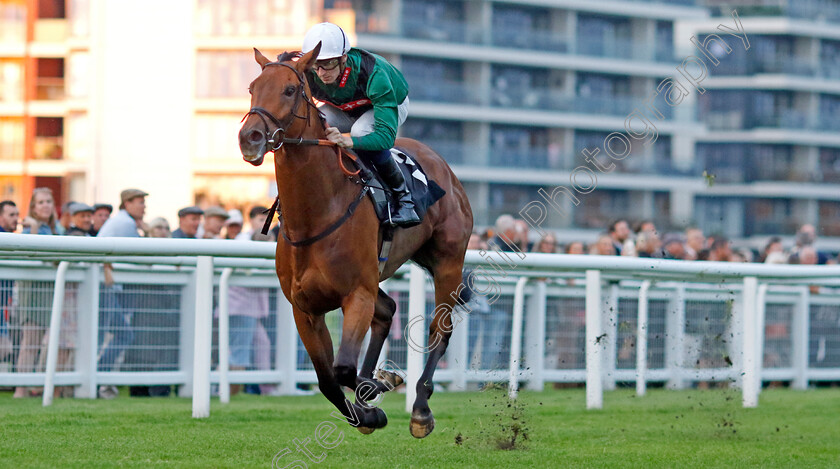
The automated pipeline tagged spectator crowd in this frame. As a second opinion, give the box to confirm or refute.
[0,186,278,400]
[2,187,838,399]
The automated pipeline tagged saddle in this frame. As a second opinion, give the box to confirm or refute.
[353,147,446,227]
[351,147,446,273]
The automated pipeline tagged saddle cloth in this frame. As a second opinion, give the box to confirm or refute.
[357,147,446,226]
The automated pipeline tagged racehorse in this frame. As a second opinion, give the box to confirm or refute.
[238,44,473,438]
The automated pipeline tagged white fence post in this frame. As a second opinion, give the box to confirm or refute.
[756,283,768,397]
[406,263,426,413]
[508,276,528,399]
[585,269,603,410]
[277,292,298,395]
[179,270,197,398]
[525,279,547,392]
[75,264,100,398]
[192,256,214,419]
[636,280,651,397]
[218,268,233,404]
[602,282,619,391]
[665,285,686,389]
[741,276,759,408]
[43,261,70,407]
[792,286,810,390]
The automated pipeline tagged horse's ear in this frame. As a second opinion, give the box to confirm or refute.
[254,48,271,69]
[297,42,321,72]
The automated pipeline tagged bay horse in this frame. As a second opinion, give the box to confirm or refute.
[238,44,473,438]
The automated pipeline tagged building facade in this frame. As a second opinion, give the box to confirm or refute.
[2,0,840,247]
[0,0,328,222]
[352,0,840,248]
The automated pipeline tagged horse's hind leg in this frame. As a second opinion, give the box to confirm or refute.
[357,289,404,400]
[292,307,386,432]
[410,260,464,438]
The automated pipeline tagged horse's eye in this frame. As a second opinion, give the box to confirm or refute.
[284,85,296,97]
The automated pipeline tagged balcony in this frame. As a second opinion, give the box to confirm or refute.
[706,0,840,23]
[408,81,483,105]
[35,77,65,100]
[715,56,817,77]
[576,34,667,62]
[33,136,63,160]
[424,141,468,166]
[492,27,568,54]
[400,17,482,45]
[489,147,550,169]
[704,109,811,130]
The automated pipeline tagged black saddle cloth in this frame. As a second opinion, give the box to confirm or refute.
[355,147,446,225]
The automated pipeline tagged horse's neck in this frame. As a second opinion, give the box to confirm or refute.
[274,134,353,232]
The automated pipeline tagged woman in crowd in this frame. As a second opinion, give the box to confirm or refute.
[15,188,61,397]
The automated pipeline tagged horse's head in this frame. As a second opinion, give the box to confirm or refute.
[238,45,321,166]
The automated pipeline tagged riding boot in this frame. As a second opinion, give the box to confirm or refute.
[369,153,421,227]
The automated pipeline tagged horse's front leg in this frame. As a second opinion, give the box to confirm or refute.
[291,307,385,433]
[334,288,389,433]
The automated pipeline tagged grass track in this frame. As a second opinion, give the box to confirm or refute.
[1,388,839,468]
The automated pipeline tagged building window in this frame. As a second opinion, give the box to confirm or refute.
[34,117,63,160]
[492,4,563,52]
[487,183,540,225]
[195,0,312,37]
[195,51,259,98]
[0,59,24,102]
[67,52,88,98]
[574,189,630,229]
[819,147,840,183]
[745,198,799,236]
[401,0,467,43]
[489,125,549,169]
[0,118,25,160]
[577,13,633,59]
[401,56,476,104]
[36,58,64,100]
[819,200,840,237]
[401,118,463,164]
[68,0,89,37]
[0,1,27,43]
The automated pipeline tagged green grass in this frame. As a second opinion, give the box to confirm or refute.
[1,387,839,468]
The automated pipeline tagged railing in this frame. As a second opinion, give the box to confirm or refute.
[1,234,840,417]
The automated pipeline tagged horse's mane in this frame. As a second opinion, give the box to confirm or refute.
[276,51,302,63]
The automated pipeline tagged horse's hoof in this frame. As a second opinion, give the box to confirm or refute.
[357,426,376,434]
[375,369,405,388]
[409,409,435,439]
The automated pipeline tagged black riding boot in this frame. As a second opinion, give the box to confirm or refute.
[374,157,421,227]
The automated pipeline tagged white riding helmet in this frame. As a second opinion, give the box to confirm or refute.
[302,22,351,60]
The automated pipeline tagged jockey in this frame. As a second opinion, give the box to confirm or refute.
[302,22,420,227]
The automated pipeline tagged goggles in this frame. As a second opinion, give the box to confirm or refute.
[314,58,341,72]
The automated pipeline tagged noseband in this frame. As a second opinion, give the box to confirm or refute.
[241,62,317,151]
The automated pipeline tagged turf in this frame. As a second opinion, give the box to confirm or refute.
[1,387,838,468]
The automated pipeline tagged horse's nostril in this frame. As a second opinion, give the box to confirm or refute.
[249,130,264,143]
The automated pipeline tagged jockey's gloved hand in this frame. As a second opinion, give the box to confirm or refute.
[326,127,353,148]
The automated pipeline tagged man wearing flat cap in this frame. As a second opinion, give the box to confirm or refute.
[89,203,113,236]
[200,206,229,239]
[65,202,94,236]
[97,189,148,238]
[95,188,146,399]
[172,206,203,239]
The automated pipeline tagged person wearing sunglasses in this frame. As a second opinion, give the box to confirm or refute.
[301,22,419,227]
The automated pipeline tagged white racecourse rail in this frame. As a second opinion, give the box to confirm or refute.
[1,233,840,417]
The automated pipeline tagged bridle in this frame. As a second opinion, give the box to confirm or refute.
[241,61,319,151]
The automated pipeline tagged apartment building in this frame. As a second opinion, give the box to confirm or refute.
[352,0,840,247]
[0,0,327,221]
